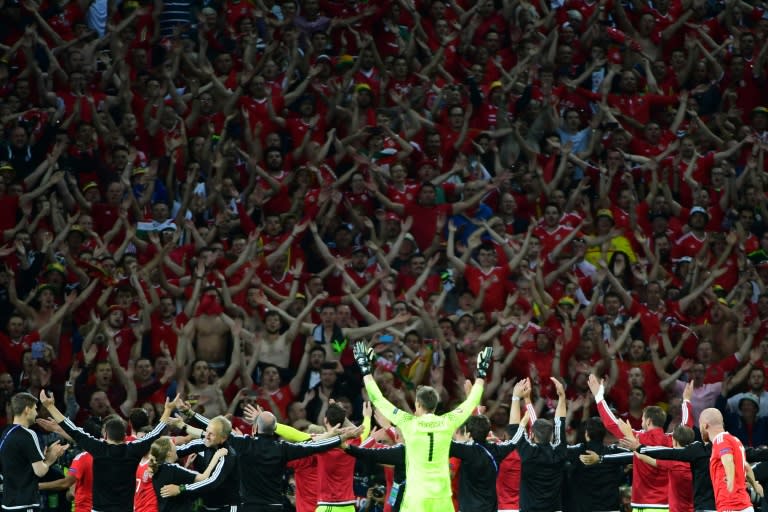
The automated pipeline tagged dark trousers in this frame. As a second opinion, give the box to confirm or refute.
[239,505,283,512]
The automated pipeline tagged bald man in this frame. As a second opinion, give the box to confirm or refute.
[226,411,349,512]
[699,407,758,512]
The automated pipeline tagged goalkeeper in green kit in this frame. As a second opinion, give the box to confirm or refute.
[353,341,493,512]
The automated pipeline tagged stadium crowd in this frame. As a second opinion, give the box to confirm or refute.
[2,0,768,507]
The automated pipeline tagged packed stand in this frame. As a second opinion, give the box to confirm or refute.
[1,0,768,507]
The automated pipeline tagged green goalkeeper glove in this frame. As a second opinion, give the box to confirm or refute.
[476,347,493,378]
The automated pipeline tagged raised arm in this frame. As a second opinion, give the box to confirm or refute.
[446,221,467,274]
[587,374,626,440]
[107,339,137,416]
[356,341,414,425]
[288,338,316,397]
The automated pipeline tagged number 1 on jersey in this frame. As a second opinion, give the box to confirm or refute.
[427,432,434,462]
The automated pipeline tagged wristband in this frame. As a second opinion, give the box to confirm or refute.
[594,384,605,403]
[511,396,521,401]
[179,485,186,494]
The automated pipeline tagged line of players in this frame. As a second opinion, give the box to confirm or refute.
[1,343,765,512]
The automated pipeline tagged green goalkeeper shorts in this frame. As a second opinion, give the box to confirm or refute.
[315,505,355,512]
[399,496,455,512]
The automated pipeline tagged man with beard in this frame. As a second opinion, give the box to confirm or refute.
[256,252,301,303]
[395,253,441,301]
[115,113,150,153]
[315,242,384,300]
[589,374,694,511]
[345,246,376,289]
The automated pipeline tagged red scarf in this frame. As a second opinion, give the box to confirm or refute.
[195,295,223,316]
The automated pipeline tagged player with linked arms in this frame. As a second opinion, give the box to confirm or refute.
[352,340,493,512]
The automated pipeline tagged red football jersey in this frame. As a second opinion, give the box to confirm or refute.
[134,459,159,512]
[598,399,694,508]
[287,455,318,512]
[710,432,752,511]
[655,458,693,512]
[315,437,361,505]
[69,452,93,512]
[496,402,535,509]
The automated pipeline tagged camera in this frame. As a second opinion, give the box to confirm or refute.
[372,486,386,499]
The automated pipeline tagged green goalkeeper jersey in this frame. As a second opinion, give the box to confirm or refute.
[364,379,484,503]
